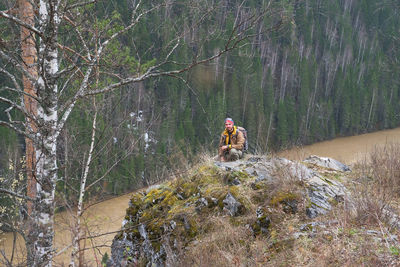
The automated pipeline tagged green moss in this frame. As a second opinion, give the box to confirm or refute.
[185,219,198,239]
[131,228,141,239]
[270,191,299,206]
[161,190,179,206]
[152,241,162,251]
[322,177,334,185]
[328,197,339,206]
[130,192,144,203]
[252,221,261,233]
[126,207,139,219]
[191,166,222,186]
[229,185,240,198]
[251,181,269,191]
[142,186,180,211]
[310,201,326,209]
[140,209,151,221]
[178,182,198,198]
[119,162,279,256]
[126,193,145,219]
[167,204,195,221]
[223,170,251,184]
[143,188,164,205]
[115,232,123,240]
[146,219,164,239]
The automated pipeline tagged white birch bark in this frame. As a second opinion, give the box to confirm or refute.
[28,1,60,266]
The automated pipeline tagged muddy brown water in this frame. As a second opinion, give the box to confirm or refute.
[0,192,133,266]
[278,127,400,163]
[2,127,400,266]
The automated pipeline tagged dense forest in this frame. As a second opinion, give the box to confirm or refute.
[1,0,400,199]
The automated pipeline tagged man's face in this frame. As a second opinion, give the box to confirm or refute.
[225,121,234,132]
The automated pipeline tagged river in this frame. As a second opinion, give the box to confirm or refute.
[278,127,400,163]
[1,127,400,266]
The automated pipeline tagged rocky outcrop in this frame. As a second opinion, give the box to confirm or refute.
[216,156,349,218]
[304,155,351,172]
[222,192,243,216]
[109,155,351,266]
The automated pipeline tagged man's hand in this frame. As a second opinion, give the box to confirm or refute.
[221,145,229,151]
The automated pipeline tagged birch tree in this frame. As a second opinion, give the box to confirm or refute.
[0,0,282,266]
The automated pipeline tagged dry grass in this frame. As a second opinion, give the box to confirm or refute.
[177,216,265,266]
[347,143,400,229]
[174,144,400,266]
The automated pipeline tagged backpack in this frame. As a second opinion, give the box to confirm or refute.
[236,126,248,152]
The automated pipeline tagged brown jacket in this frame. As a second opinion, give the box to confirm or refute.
[218,126,245,157]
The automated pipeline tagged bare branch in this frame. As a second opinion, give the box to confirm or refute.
[165,39,181,62]
[70,105,97,265]
[0,67,22,91]
[63,15,92,60]
[0,10,42,37]
[0,96,27,115]
[0,51,37,83]
[56,64,96,136]
[65,0,97,11]
[59,68,81,97]
[0,188,34,201]
[169,74,207,114]
[85,138,136,191]
[54,244,72,257]
[83,4,281,97]
[98,1,159,57]
[0,86,39,102]
[57,43,90,63]
[0,249,13,267]
[0,120,35,140]
[0,95,41,129]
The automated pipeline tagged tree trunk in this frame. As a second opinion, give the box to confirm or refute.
[18,0,37,216]
[18,0,38,264]
[27,1,60,266]
[70,106,97,267]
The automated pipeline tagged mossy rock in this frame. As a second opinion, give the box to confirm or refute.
[125,193,145,221]
[270,191,299,206]
[143,186,176,206]
[270,191,300,214]
[167,203,195,220]
[191,165,223,186]
[223,170,251,185]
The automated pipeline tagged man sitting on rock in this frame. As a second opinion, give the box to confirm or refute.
[219,118,245,162]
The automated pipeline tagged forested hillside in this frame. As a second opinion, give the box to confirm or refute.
[1,0,400,197]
